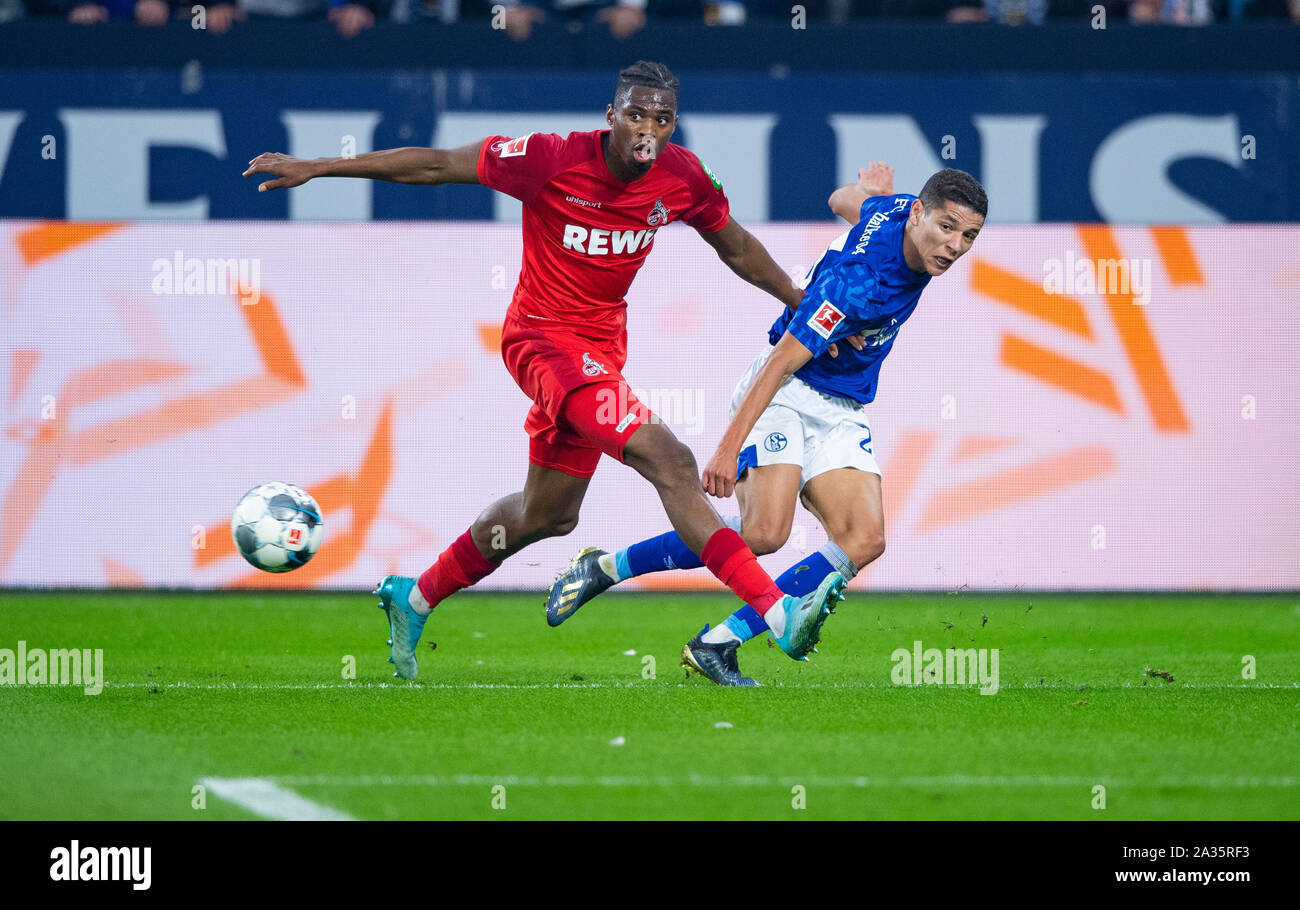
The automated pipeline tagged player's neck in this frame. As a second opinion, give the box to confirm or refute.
[900,227,927,274]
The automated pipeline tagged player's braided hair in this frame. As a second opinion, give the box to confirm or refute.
[615,61,680,102]
[919,169,988,218]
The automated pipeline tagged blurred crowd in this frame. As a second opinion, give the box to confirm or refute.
[0,0,1295,35]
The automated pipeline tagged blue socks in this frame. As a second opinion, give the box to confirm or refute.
[721,604,769,641]
[622,529,703,575]
[718,543,859,644]
[610,525,860,648]
[612,515,744,580]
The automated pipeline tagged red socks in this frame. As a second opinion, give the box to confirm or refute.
[417,529,499,610]
[419,527,779,616]
[701,528,783,614]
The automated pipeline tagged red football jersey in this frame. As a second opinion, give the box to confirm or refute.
[476,129,730,338]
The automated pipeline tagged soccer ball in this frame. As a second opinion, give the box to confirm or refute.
[230,482,324,573]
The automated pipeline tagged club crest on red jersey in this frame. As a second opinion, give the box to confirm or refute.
[647,198,670,227]
[582,353,608,376]
[808,301,846,340]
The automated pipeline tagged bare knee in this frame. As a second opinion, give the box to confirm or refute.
[743,523,792,556]
[548,514,580,538]
[518,508,580,542]
[839,529,886,569]
[544,511,581,539]
[640,438,700,494]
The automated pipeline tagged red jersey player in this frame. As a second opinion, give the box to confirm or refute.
[243,61,847,680]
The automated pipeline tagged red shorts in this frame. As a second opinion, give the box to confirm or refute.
[500,309,651,478]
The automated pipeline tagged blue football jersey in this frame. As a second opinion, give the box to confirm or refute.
[768,194,931,404]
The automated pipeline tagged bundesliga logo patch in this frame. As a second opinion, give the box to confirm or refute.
[492,134,534,158]
[808,301,845,340]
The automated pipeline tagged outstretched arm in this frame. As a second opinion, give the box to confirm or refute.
[698,217,805,311]
[242,140,487,192]
[828,160,895,224]
[700,330,814,498]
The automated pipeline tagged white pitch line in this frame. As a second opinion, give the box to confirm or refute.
[200,777,356,821]
[19,681,1298,691]
[269,773,1299,790]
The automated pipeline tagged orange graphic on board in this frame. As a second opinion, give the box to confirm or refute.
[976,224,1194,434]
[1,224,308,581]
[16,222,126,267]
[852,226,1197,586]
[195,398,395,588]
[1077,225,1191,433]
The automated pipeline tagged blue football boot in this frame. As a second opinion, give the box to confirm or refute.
[545,547,616,627]
[681,625,760,687]
[770,571,846,661]
[374,575,428,680]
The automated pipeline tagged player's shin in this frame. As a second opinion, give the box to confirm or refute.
[699,605,767,646]
[701,542,858,645]
[700,528,784,614]
[416,528,500,613]
[603,515,743,581]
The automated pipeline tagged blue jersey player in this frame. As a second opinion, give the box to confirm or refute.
[545,163,987,685]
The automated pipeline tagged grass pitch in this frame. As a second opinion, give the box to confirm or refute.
[1,589,1296,820]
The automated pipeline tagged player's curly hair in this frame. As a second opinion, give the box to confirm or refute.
[919,169,988,218]
[615,61,680,102]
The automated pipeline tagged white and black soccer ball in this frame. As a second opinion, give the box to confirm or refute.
[230,482,324,573]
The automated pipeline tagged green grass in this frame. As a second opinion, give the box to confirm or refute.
[1,590,1297,820]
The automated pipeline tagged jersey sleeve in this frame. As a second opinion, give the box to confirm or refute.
[861,193,916,222]
[475,132,566,205]
[783,263,873,358]
[858,194,892,222]
[680,155,731,233]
